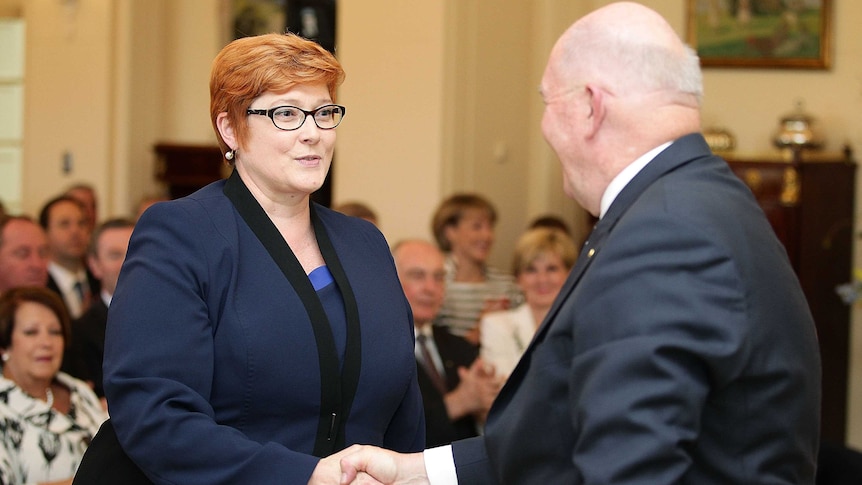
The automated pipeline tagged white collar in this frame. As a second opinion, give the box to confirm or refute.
[47,261,87,291]
[599,141,672,219]
[414,324,434,339]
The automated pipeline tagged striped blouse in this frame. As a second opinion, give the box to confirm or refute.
[433,255,524,339]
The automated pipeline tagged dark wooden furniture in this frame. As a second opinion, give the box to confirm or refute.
[153,142,333,205]
[154,143,226,199]
[725,150,856,443]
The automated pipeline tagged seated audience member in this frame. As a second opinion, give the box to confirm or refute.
[393,239,502,447]
[527,214,572,236]
[64,183,99,233]
[332,201,378,226]
[62,218,135,401]
[481,227,577,377]
[0,216,50,295]
[431,193,523,346]
[39,196,98,318]
[0,287,107,485]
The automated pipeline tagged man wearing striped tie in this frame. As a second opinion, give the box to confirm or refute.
[392,240,502,448]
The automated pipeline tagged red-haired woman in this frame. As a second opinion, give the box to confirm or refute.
[80,33,423,485]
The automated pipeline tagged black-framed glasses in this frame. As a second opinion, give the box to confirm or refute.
[246,104,346,131]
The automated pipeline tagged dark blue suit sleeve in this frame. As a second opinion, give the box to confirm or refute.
[104,201,319,485]
[452,437,496,484]
[383,364,426,451]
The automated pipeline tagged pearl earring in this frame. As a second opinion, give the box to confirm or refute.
[1,354,8,362]
[225,149,235,161]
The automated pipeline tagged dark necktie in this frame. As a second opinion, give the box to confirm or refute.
[417,334,447,395]
[73,280,91,311]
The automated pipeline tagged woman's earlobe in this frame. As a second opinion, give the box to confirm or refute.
[216,112,237,147]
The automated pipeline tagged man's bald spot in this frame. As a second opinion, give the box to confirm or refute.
[554,2,697,101]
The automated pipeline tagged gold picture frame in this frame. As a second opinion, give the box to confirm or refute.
[686,0,831,69]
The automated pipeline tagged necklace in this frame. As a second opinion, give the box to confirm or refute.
[44,387,54,409]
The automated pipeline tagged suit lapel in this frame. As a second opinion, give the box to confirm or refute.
[531,217,610,342]
[490,134,713,405]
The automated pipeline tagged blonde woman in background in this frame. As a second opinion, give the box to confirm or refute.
[480,227,577,377]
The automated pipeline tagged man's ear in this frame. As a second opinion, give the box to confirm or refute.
[216,112,237,150]
[583,84,605,139]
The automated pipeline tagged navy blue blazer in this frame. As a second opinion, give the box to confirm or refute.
[103,180,425,485]
[452,134,821,484]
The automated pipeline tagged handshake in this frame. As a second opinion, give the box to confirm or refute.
[309,445,432,485]
[307,356,501,484]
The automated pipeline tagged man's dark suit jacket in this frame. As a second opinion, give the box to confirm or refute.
[451,134,821,484]
[417,325,480,447]
[62,296,108,397]
[47,269,100,314]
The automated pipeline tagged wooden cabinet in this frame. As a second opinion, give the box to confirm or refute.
[153,142,333,205]
[726,151,856,443]
[154,143,226,199]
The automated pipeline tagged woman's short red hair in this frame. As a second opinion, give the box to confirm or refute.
[209,33,345,158]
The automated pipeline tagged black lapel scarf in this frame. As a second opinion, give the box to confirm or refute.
[223,170,361,457]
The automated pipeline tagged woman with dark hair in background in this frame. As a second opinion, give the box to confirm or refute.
[0,287,106,485]
[430,194,523,346]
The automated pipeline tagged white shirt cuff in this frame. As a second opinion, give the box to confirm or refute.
[423,445,458,485]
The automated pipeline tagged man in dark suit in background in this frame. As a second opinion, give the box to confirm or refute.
[40,195,100,318]
[392,240,501,448]
[340,2,820,484]
[63,218,135,401]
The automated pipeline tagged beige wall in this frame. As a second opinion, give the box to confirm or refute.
[20,0,114,216]
[334,2,447,247]
[335,1,581,267]
[5,0,862,447]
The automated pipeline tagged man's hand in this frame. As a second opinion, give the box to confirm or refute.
[309,445,377,485]
[444,357,503,420]
[339,446,429,485]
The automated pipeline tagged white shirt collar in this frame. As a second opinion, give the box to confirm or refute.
[414,324,434,339]
[599,141,672,219]
[47,261,86,292]
[100,289,113,307]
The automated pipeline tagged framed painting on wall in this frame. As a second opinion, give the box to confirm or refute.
[686,0,831,69]
[226,0,335,54]
[285,0,336,53]
[230,0,287,40]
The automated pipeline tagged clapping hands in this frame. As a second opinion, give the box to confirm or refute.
[445,357,504,422]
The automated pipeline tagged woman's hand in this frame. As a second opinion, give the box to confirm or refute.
[309,445,371,485]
